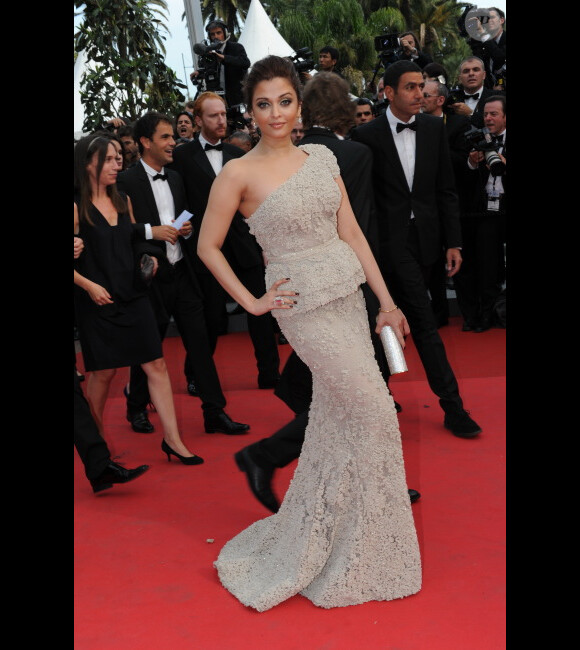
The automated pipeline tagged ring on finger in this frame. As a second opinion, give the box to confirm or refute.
[273,296,285,306]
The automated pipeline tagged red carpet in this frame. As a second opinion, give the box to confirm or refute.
[74,316,505,649]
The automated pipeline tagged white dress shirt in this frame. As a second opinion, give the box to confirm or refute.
[198,133,223,177]
[464,87,483,113]
[140,159,183,264]
[386,106,417,218]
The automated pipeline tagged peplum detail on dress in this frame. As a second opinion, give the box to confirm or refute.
[247,143,366,317]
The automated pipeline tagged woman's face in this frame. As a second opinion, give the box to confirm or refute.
[87,142,119,188]
[250,77,300,141]
[110,139,124,170]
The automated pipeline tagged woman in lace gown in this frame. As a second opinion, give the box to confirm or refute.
[197,56,421,611]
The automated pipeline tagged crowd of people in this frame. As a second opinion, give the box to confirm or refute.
[75,9,506,613]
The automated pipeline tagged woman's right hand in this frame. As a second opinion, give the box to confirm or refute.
[86,281,114,306]
[74,237,84,259]
[248,278,299,316]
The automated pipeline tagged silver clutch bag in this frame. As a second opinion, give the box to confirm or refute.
[379,326,408,375]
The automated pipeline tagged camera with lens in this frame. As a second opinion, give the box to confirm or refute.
[192,39,224,93]
[226,103,249,130]
[374,32,403,67]
[464,125,505,176]
[290,47,315,75]
[443,85,464,111]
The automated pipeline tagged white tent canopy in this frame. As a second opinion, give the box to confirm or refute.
[238,0,294,64]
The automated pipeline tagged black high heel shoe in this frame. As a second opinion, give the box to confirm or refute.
[161,440,204,465]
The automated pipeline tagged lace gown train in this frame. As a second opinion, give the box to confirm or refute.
[214,144,421,611]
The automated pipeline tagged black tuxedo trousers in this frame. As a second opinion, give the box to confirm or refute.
[127,258,227,416]
[74,369,110,480]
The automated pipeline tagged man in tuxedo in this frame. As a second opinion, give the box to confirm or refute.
[448,56,497,128]
[454,95,506,333]
[421,78,474,327]
[351,60,482,439]
[170,92,280,390]
[233,72,420,512]
[120,111,250,436]
[189,20,250,107]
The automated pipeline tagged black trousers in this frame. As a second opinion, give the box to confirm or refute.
[74,369,110,480]
[127,259,226,417]
[453,214,505,325]
[186,265,280,383]
[381,221,463,413]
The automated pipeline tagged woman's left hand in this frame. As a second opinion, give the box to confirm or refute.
[375,308,410,348]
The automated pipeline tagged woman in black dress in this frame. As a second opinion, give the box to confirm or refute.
[74,134,202,465]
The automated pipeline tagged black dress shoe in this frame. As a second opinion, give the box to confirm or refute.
[394,401,402,413]
[90,461,150,494]
[443,409,482,438]
[204,411,250,435]
[126,410,155,434]
[408,489,421,504]
[474,318,492,333]
[234,447,279,513]
[186,378,199,397]
[278,333,289,345]
[461,321,475,332]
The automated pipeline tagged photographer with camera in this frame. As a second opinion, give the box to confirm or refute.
[399,32,433,69]
[453,95,506,333]
[466,7,506,90]
[190,20,250,107]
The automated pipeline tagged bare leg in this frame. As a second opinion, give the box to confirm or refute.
[86,368,117,436]
[141,357,195,457]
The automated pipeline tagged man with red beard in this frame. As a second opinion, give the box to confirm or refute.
[171,93,281,393]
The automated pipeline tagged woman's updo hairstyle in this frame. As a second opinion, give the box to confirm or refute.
[243,55,303,109]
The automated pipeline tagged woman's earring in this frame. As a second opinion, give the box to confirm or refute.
[298,115,303,123]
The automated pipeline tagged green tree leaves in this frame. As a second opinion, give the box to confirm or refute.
[74,0,186,133]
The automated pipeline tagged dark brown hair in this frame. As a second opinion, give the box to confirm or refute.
[301,72,354,134]
[74,133,127,225]
[243,55,302,109]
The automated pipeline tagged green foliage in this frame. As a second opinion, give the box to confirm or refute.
[201,0,251,38]
[74,0,186,133]
[268,1,471,97]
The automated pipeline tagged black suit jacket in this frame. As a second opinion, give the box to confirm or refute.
[169,138,263,274]
[470,32,506,88]
[443,112,475,213]
[222,40,251,106]
[299,128,379,255]
[351,112,462,270]
[117,163,193,286]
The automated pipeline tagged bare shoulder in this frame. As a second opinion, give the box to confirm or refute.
[220,154,260,185]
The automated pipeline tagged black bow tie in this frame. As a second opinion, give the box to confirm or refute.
[151,173,167,181]
[465,92,479,100]
[396,122,417,133]
[204,142,223,151]
[493,134,504,144]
